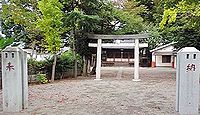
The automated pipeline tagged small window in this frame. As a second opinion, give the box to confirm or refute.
[186,54,189,59]
[162,55,171,63]
[193,54,196,59]
[12,53,14,58]
[5,53,8,58]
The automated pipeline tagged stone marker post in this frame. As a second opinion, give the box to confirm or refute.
[2,47,28,112]
[22,49,28,109]
[176,47,200,115]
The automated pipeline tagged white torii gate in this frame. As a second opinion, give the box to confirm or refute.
[88,33,149,81]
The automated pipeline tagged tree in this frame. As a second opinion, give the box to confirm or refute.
[62,0,111,77]
[159,0,200,50]
[37,0,64,82]
[113,0,147,34]
[1,0,46,54]
[160,0,200,30]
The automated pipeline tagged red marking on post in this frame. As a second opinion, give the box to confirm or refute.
[6,62,14,71]
[186,64,196,72]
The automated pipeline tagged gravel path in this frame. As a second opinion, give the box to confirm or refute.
[0,67,183,115]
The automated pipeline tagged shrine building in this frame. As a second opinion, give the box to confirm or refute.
[150,42,177,68]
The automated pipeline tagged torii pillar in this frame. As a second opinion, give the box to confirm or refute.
[132,38,140,81]
[94,39,102,80]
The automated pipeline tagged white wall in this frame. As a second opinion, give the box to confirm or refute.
[156,55,173,67]
[23,49,50,61]
[23,47,69,61]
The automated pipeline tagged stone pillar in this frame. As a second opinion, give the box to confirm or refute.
[22,51,28,109]
[95,39,102,80]
[151,52,156,67]
[133,38,140,81]
[2,47,28,112]
[176,47,200,115]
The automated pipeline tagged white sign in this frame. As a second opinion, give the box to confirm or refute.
[176,47,200,115]
[2,47,28,112]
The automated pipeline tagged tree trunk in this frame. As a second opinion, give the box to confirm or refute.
[51,54,57,82]
[31,41,35,58]
[82,55,87,77]
[72,36,77,78]
[71,28,77,78]
[73,49,78,78]
[87,59,91,76]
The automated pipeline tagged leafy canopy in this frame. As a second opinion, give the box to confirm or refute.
[160,0,200,31]
[159,0,200,50]
[113,0,148,34]
[37,0,64,53]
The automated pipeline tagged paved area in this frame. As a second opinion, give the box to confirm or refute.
[0,67,185,115]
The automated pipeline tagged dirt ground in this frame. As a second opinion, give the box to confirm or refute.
[0,67,189,115]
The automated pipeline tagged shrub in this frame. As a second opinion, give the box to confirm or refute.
[28,58,48,75]
[28,58,40,75]
[55,50,83,79]
[36,74,48,84]
[27,50,83,81]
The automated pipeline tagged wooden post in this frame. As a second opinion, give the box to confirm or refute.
[128,52,130,63]
[151,52,156,67]
[113,52,115,62]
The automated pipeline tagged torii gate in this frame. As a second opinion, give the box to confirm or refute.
[88,33,149,81]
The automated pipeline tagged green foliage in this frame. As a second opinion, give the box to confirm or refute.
[0,38,14,49]
[147,27,163,49]
[113,0,148,34]
[62,0,105,33]
[62,0,117,62]
[37,0,64,53]
[158,0,200,50]
[160,8,177,29]
[160,0,200,31]
[135,0,157,23]
[56,50,83,76]
[2,0,38,30]
[36,74,48,84]
[28,58,37,75]
[1,0,45,51]
[28,58,47,75]
[60,50,74,64]
[64,7,100,32]
[28,50,83,80]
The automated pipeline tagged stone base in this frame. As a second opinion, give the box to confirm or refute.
[132,79,141,82]
[94,79,102,81]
